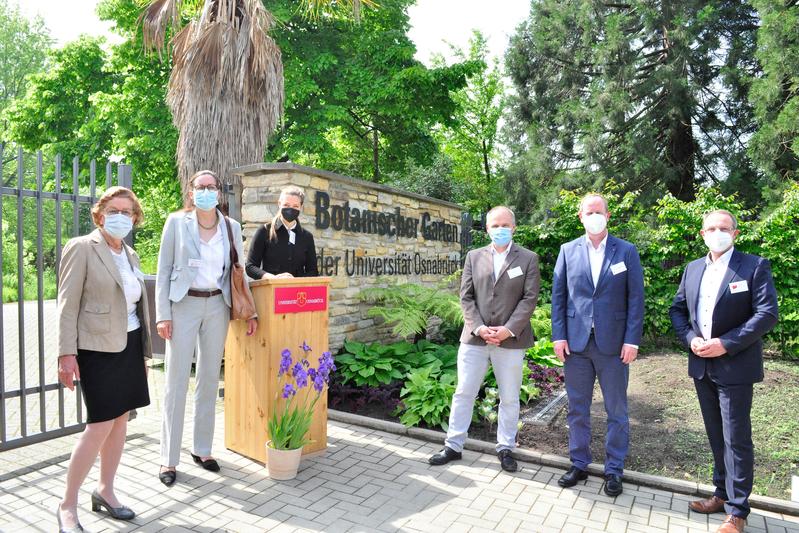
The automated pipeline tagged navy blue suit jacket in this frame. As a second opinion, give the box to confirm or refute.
[668,249,778,385]
[551,234,645,355]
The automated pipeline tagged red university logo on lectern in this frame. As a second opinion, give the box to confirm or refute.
[274,286,327,313]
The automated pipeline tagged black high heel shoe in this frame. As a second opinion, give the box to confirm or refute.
[90,490,135,521]
[56,505,84,533]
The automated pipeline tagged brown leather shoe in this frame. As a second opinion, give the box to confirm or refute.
[716,514,745,533]
[689,495,726,514]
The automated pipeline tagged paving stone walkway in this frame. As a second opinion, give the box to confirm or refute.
[2,365,799,533]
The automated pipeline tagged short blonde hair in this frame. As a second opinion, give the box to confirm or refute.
[91,186,144,227]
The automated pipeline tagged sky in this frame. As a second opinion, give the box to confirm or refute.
[15,0,531,65]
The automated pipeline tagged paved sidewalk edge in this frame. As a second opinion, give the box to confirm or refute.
[328,409,799,517]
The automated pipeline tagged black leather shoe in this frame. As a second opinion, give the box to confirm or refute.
[91,490,135,521]
[604,474,623,496]
[558,466,588,487]
[159,468,176,487]
[428,446,462,466]
[191,453,220,472]
[497,449,518,472]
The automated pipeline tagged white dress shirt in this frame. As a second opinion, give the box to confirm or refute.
[491,241,512,281]
[586,234,607,289]
[474,242,514,337]
[191,223,225,290]
[109,248,141,332]
[697,246,734,340]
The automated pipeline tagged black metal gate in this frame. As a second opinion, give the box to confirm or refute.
[0,147,132,451]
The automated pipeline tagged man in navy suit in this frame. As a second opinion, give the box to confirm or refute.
[669,210,778,533]
[551,194,645,496]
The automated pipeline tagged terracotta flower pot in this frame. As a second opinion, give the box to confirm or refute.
[265,442,302,480]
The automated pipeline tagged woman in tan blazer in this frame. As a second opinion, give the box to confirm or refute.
[56,186,151,532]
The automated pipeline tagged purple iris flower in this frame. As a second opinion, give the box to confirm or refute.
[278,349,292,377]
[300,341,312,353]
[295,367,309,389]
[282,383,296,398]
[313,374,326,392]
[308,368,318,381]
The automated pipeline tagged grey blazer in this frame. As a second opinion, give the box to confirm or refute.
[459,243,541,349]
[57,229,152,358]
[155,209,244,323]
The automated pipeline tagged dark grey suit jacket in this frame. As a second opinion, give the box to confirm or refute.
[459,243,541,349]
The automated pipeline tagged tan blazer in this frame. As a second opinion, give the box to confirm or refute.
[57,229,152,358]
[459,243,541,349]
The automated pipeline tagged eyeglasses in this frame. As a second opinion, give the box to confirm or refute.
[194,185,219,192]
[106,209,133,217]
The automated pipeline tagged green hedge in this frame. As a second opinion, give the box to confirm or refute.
[501,184,799,358]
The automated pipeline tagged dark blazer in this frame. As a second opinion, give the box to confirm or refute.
[245,222,318,279]
[459,243,540,349]
[58,229,152,358]
[551,234,645,355]
[669,249,778,385]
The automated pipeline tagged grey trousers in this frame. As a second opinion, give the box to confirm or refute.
[160,294,229,467]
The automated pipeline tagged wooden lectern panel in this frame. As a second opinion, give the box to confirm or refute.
[225,277,331,463]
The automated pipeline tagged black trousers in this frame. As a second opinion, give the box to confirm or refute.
[694,374,754,518]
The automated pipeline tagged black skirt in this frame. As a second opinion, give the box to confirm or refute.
[77,328,150,423]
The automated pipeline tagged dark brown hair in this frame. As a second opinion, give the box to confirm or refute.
[183,169,223,210]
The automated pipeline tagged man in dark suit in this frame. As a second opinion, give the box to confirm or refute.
[551,194,645,496]
[669,209,778,533]
[428,206,540,472]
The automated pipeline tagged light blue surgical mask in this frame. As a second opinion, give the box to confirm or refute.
[488,227,513,247]
[193,189,219,211]
[103,213,133,239]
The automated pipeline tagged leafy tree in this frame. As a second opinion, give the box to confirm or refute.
[748,0,799,196]
[0,0,52,160]
[267,0,479,181]
[4,37,115,160]
[504,0,761,218]
[432,31,505,213]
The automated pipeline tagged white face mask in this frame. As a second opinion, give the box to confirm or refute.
[703,230,734,254]
[583,213,608,235]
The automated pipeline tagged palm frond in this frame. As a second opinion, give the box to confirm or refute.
[140,0,184,57]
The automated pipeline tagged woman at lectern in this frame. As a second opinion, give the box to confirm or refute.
[245,185,319,279]
[154,169,257,487]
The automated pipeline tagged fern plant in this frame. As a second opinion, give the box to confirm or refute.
[359,282,463,341]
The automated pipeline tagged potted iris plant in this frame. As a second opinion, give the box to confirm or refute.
[266,342,335,480]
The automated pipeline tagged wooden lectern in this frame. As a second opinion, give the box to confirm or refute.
[224,277,331,463]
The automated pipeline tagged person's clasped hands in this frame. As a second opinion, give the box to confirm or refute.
[478,325,513,346]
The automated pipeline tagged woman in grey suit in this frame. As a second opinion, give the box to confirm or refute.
[56,186,151,532]
[155,170,257,486]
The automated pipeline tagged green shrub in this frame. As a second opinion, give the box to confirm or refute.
[397,366,456,430]
[334,341,405,387]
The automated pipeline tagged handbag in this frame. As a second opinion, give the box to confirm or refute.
[223,216,257,320]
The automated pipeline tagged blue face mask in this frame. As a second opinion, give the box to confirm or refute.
[193,189,219,211]
[489,227,513,246]
[103,213,133,239]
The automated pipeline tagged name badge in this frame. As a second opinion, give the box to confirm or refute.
[507,266,523,279]
[729,280,749,294]
[288,230,296,245]
[610,262,627,275]
[188,258,203,268]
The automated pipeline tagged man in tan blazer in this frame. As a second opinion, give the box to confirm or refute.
[429,206,540,472]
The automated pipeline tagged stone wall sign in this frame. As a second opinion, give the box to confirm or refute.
[234,163,466,351]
